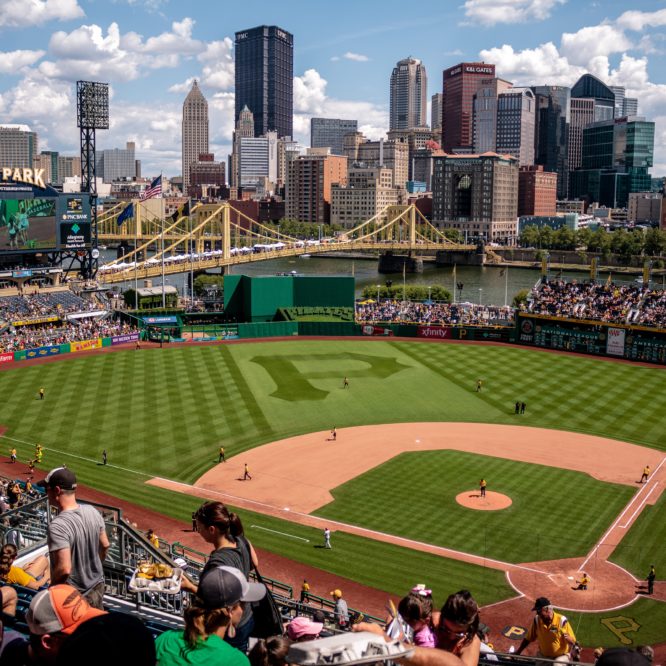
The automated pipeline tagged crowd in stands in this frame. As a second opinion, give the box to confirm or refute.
[525,279,666,328]
[0,289,139,353]
[0,290,99,321]
[0,470,657,666]
[355,301,514,326]
[0,318,139,353]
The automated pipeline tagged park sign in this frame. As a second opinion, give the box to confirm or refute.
[1,167,46,189]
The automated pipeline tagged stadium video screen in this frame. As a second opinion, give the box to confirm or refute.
[0,198,57,252]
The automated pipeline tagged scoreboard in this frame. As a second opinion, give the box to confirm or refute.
[516,313,666,366]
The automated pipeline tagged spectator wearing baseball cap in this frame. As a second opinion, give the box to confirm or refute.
[55,612,156,666]
[515,597,577,662]
[330,589,349,630]
[287,616,323,642]
[156,566,265,665]
[0,584,106,665]
[39,468,110,610]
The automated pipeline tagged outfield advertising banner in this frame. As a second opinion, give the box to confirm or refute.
[606,327,626,356]
[362,325,393,336]
[70,338,102,352]
[58,196,91,249]
[12,315,60,327]
[417,326,452,339]
[111,332,140,346]
[0,352,13,364]
[25,345,60,360]
[143,316,178,324]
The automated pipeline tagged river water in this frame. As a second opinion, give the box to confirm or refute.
[101,250,599,306]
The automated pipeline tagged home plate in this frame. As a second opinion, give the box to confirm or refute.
[567,576,574,580]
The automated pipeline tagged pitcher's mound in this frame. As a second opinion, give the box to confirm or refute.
[456,490,512,510]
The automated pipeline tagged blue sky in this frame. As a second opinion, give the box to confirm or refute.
[1,0,665,178]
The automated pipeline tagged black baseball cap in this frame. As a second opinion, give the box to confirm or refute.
[532,597,551,611]
[596,648,651,666]
[37,467,77,491]
[197,566,265,609]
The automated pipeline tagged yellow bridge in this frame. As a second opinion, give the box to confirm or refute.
[97,201,474,284]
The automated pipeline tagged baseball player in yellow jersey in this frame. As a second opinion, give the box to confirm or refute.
[640,465,650,483]
[480,479,487,498]
[516,597,577,662]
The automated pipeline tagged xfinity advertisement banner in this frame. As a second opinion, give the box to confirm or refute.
[417,326,452,339]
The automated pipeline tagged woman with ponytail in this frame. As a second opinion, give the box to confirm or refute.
[249,636,291,666]
[156,565,266,666]
[182,501,259,653]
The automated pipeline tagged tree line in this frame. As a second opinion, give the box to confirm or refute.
[519,225,666,263]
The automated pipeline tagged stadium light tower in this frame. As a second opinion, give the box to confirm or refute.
[77,80,109,278]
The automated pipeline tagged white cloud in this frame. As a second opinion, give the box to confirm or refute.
[0,49,46,72]
[168,77,196,94]
[462,0,566,26]
[479,42,584,86]
[330,56,340,62]
[40,20,207,82]
[294,69,328,115]
[0,0,84,28]
[292,68,387,147]
[343,52,369,62]
[616,9,666,32]
[198,38,234,90]
[560,25,632,66]
[143,18,202,55]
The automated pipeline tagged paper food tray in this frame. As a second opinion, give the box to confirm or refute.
[128,566,183,595]
[287,632,413,666]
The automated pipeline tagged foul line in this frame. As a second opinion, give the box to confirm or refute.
[150,476,546,575]
[250,525,309,542]
[580,457,666,571]
[0,434,153,479]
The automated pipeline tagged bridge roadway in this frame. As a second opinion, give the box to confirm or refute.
[98,240,476,284]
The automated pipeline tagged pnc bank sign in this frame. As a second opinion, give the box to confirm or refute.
[2,167,46,189]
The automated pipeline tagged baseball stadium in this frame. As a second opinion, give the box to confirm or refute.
[0,249,664,665]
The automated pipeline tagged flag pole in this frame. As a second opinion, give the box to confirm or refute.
[189,197,194,308]
[134,200,139,310]
[160,174,165,309]
[504,266,508,307]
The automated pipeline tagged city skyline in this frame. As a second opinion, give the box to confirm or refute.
[0,0,665,178]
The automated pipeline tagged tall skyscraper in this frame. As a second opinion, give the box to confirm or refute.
[0,125,38,168]
[441,62,496,152]
[496,88,535,166]
[532,85,570,199]
[568,97,595,175]
[472,77,512,154]
[235,25,293,138]
[432,153,518,242]
[182,80,209,192]
[96,141,136,183]
[390,57,428,130]
[311,118,358,155]
[571,74,615,123]
[570,116,654,207]
[431,93,443,134]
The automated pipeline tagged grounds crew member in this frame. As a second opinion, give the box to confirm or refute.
[515,597,577,662]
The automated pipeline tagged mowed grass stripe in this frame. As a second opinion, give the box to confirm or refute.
[314,451,635,563]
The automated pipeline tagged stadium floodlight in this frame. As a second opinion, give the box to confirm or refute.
[287,632,413,666]
[76,81,109,129]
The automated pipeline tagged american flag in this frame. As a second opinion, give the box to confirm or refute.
[141,175,162,200]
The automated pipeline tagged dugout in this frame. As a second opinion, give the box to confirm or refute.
[224,275,355,322]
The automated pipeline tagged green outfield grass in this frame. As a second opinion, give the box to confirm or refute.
[314,451,634,562]
[610,491,665,578]
[0,340,664,645]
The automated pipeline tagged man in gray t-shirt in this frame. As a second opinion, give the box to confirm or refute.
[39,467,109,610]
